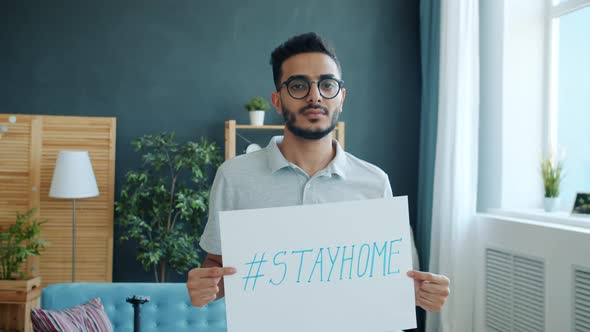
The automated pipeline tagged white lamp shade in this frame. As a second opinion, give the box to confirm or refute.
[49,151,99,199]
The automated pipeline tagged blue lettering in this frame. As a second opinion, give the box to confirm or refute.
[370,241,388,277]
[269,251,287,286]
[307,247,324,283]
[339,245,355,280]
[387,238,402,275]
[291,249,313,283]
[326,246,340,282]
[356,243,371,278]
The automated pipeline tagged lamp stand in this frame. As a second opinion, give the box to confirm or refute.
[72,198,77,282]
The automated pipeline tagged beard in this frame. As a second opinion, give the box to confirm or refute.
[282,103,340,140]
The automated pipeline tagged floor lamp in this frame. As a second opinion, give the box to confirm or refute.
[49,151,99,282]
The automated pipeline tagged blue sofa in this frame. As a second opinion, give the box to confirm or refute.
[41,283,227,332]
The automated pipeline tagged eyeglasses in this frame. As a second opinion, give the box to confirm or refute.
[279,76,344,100]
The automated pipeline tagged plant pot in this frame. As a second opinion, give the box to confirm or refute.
[0,276,41,332]
[543,197,560,212]
[249,110,265,126]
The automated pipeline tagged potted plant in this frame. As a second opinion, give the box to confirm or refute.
[0,208,46,332]
[244,96,271,126]
[541,156,564,212]
[115,132,222,282]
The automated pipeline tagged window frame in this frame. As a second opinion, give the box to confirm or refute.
[545,0,590,156]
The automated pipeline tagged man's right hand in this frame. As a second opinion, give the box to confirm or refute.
[187,266,236,308]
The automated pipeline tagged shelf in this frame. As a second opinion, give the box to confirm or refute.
[225,120,345,160]
[235,124,285,130]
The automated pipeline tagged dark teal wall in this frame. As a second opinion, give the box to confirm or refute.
[1,1,421,282]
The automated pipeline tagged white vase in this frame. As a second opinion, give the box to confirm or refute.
[249,110,265,126]
[543,197,560,212]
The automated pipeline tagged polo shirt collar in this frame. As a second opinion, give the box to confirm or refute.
[266,136,348,178]
[327,140,347,178]
[267,136,291,173]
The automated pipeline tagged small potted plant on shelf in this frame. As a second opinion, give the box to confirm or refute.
[244,96,271,126]
[0,208,47,332]
[541,155,564,212]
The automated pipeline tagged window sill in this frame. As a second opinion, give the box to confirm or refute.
[482,208,590,231]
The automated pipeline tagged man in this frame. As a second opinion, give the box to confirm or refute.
[187,33,450,314]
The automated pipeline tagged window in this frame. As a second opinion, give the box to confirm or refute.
[548,0,590,209]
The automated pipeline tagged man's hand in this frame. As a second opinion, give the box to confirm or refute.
[187,266,236,308]
[407,270,450,312]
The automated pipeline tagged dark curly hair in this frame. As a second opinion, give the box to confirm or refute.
[270,32,341,90]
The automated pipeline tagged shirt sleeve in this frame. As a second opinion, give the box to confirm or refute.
[199,167,228,255]
[384,175,420,271]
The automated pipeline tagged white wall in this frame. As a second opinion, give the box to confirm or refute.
[477,0,504,211]
[478,0,547,212]
[556,6,590,208]
[500,0,547,210]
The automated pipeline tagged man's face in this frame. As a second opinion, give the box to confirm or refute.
[271,53,346,140]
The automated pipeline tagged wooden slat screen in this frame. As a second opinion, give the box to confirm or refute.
[0,115,32,234]
[0,114,115,286]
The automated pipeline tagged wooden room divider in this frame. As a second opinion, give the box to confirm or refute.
[0,114,116,286]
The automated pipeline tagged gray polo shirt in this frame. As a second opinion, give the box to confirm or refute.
[200,136,418,268]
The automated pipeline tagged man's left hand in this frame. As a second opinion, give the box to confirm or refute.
[407,270,450,312]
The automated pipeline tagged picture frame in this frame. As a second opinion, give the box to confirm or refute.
[571,192,590,216]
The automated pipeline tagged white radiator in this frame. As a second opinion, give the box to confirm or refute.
[575,267,590,331]
[484,248,545,331]
[474,213,590,331]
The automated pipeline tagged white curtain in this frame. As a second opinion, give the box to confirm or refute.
[426,0,479,331]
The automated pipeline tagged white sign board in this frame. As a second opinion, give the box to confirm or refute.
[220,197,416,332]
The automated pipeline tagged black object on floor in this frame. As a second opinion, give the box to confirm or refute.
[126,295,150,332]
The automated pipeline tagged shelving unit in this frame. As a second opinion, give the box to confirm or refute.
[224,120,345,160]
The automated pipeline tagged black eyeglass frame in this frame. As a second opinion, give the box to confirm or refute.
[278,76,344,100]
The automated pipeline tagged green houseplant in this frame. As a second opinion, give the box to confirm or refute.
[541,156,564,212]
[0,208,46,280]
[0,209,46,332]
[115,132,222,282]
[244,96,271,126]
[244,96,271,112]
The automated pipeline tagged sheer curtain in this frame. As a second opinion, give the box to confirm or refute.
[426,0,479,331]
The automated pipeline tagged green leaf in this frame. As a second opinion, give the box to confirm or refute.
[0,208,47,280]
[541,157,565,198]
[115,132,220,281]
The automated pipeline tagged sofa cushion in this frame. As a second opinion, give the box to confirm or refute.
[32,297,113,332]
[41,283,227,332]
